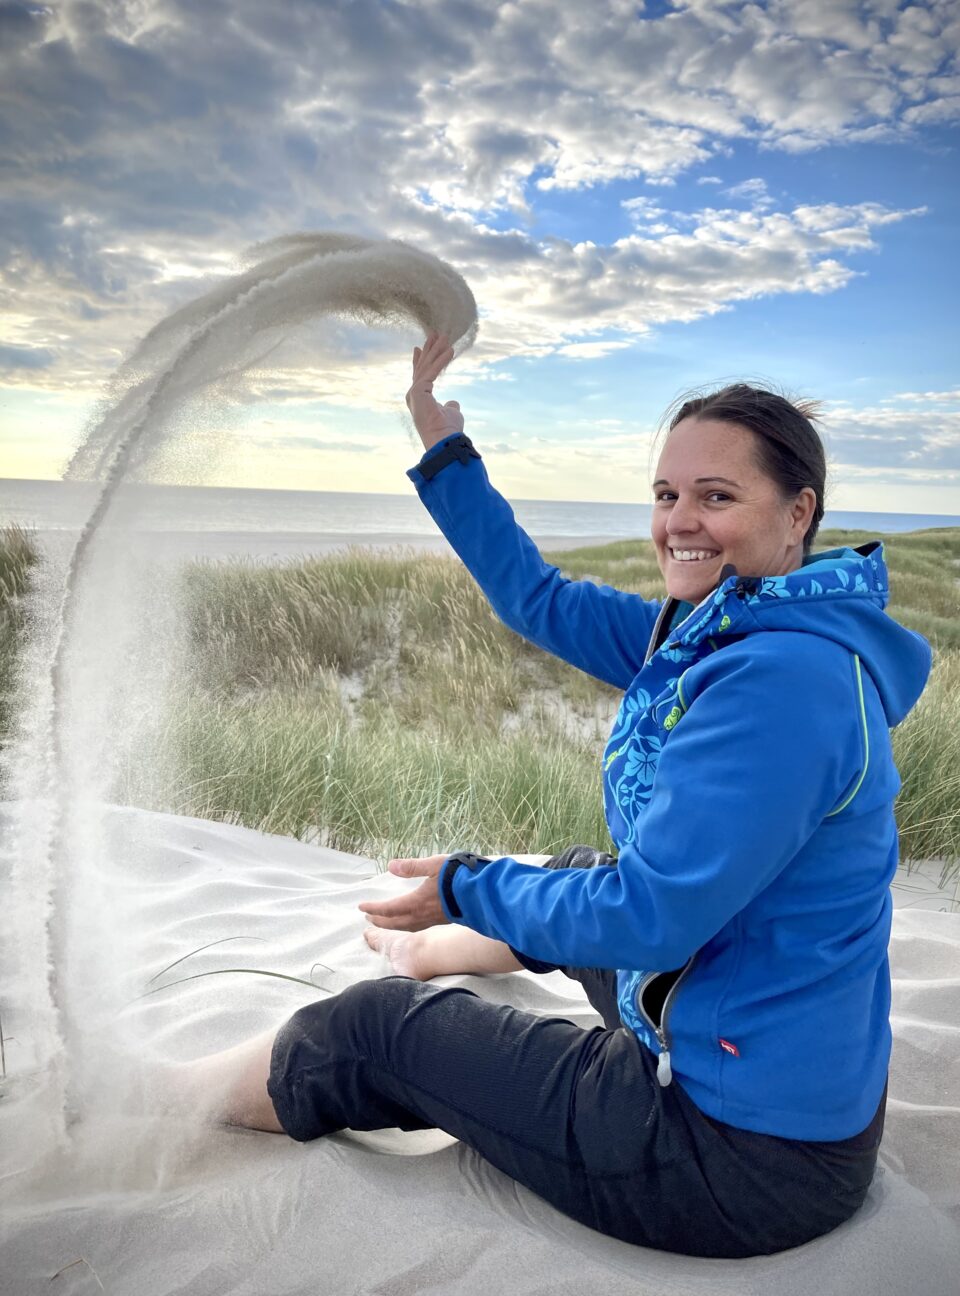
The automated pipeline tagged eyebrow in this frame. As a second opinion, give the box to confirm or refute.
[651,476,741,488]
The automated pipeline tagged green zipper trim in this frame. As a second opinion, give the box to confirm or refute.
[676,671,690,714]
[826,653,869,817]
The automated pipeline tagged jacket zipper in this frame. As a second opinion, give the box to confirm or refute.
[644,598,679,664]
[633,954,696,1087]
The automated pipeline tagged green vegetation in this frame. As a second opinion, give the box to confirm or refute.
[0,525,38,739]
[0,525,957,878]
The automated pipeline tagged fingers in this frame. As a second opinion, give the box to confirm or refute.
[357,902,424,931]
[412,331,453,376]
[357,899,401,916]
[387,854,447,876]
[362,913,421,931]
[389,858,430,877]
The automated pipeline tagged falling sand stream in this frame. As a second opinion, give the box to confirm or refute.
[0,233,478,1197]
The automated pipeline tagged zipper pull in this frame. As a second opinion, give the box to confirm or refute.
[655,1028,673,1086]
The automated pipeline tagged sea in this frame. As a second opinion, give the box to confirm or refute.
[2,478,959,559]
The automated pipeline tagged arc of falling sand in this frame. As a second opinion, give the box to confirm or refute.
[36,233,478,1128]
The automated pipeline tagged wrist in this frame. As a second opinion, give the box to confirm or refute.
[420,431,453,452]
[415,433,481,483]
[440,851,492,921]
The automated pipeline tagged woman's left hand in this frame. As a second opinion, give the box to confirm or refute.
[358,854,452,930]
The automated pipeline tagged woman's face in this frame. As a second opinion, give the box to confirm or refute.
[651,416,817,605]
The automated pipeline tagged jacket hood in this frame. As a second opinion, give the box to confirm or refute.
[661,541,932,727]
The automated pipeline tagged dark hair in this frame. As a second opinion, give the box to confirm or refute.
[663,382,827,555]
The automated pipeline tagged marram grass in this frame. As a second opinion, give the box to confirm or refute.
[143,687,612,862]
[0,525,37,739]
[0,525,957,880]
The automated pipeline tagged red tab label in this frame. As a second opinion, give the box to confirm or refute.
[718,1038,740,1057]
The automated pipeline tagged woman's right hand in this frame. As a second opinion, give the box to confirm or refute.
[406,330,465,452]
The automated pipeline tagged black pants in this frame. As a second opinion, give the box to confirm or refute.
[267,846,885,1259]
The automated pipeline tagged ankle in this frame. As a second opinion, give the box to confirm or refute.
[407,928,441,980]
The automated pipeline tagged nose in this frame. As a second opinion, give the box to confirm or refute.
[665,493,700,537]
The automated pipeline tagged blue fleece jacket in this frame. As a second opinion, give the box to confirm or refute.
[408,433,932,1141]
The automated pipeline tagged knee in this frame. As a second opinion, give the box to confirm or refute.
[333,976,440,1047]
[281,976,438,1062]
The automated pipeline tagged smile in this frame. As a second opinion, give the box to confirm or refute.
[669,548,720,562]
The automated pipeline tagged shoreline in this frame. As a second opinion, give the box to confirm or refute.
[30,528,624,562]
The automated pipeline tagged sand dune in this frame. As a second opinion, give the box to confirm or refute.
[0,805,957,1295]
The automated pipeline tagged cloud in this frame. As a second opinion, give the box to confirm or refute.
[723,178,774,208]
[821,393,960,477]
[887,389,960,403]
[0,343,55,370]
[515,390,960,491]
[254,435,379,453]
[555,340,634,359]
[903,97,960,125]
[0,0,954,406]
[0,186,927,414]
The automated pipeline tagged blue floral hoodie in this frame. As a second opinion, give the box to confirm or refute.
[409,434,932,1140]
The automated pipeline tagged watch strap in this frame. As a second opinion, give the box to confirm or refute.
[441,851,492,920]
[416,434,481,481]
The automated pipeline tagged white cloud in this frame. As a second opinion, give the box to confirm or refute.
[820,392,960,476]
[888,389,960,403]
[0,0,954,424]
[903,96,960,125]
[261,435,379,453]
[0,187,927,409]
[723,177,774,208]
[555,341,634,360]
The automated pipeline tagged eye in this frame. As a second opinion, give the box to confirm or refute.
[653,491,731,503]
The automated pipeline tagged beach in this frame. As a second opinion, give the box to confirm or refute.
[28,526,623,564]
[0,805,957,1296]
[1,512,959,1296]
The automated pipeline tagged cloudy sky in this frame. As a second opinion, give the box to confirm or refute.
[1,0,959,513]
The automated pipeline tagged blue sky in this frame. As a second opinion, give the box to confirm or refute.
[1,0,958,512]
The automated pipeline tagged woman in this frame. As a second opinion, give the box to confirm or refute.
[190,332,932,1259]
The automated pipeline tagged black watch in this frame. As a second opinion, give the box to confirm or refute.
[417,434,481,481]
[441,851,491,919]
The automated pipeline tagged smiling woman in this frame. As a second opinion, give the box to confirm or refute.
[188,334,934,1261]
[650,383,825,605]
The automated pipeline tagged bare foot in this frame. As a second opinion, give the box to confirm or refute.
[363,926,432,980]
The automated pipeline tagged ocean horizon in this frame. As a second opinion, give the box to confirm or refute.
[2,477,960,545]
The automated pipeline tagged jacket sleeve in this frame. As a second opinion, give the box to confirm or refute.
[408,434,663,690]
[438,635,865,969]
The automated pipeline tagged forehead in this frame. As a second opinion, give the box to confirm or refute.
[654,417,762,480]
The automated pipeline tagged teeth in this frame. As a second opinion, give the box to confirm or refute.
[671,549,719,562]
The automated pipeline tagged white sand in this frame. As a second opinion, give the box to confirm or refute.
[1,805,958,1295]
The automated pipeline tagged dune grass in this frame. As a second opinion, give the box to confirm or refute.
[0,525,38,740]
[146,687,611,861]
[0,524,957,877]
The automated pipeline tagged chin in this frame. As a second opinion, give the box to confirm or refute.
[665,572,716,602]
[669,584,711,603]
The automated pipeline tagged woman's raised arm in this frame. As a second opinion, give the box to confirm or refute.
[405,333,663,689]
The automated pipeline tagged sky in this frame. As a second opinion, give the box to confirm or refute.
[1,0,959,513]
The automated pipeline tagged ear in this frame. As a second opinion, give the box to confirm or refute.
[789,487,817,543]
